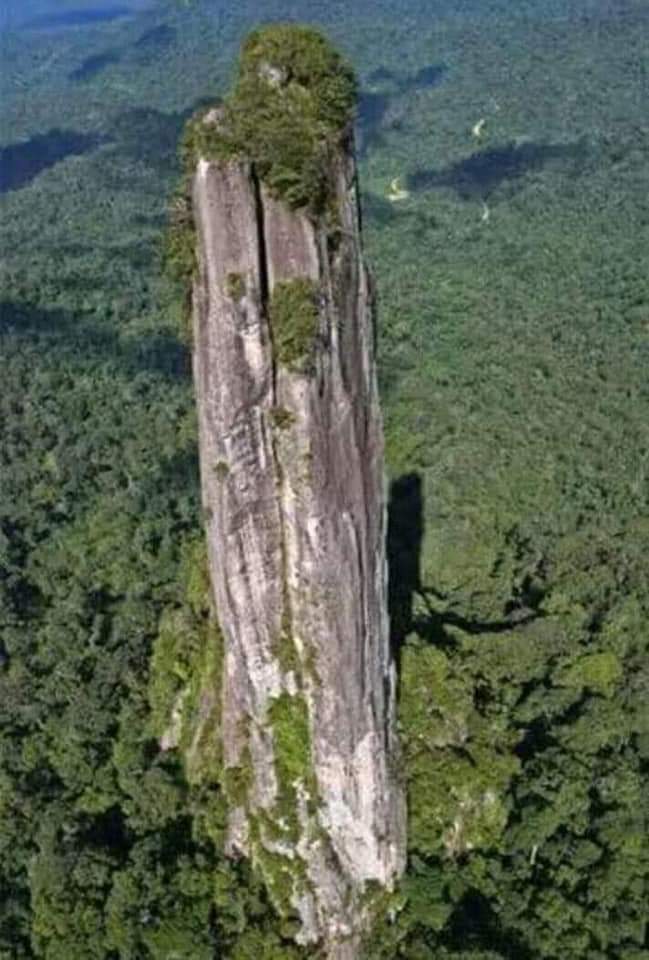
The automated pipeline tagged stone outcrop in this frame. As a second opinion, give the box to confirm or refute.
[189,32,405,957]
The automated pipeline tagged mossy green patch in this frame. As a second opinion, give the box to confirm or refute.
[162,189,196,341]
[248,828,307,924]
[182,539,212,617]
[223,744,254,811]
[274,627,300,677]
[269,278,319,372]
[164,192,195,285]
[269,406,296,430]
[213,459,229,480]
[267,692,317,838]
[178,618,223,782]
[269,693,310,786]
[148,539,223,784]
[147,541,213,741]
[180,103,230,172]
[226,272,246,301]
[147,608,196,741]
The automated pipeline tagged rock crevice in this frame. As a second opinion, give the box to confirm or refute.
[189,34,405,955]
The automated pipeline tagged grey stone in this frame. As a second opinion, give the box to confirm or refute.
[191,130,405,956]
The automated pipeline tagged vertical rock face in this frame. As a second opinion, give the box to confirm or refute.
[189,27,405,957]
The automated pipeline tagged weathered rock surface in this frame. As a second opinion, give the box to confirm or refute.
[191,123,406,954]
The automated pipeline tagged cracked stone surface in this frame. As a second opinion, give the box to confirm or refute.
[191,125,406,955]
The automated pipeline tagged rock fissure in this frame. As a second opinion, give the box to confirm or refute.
[188,25,406,958]
[250,164,272,381]
[250,159,304,689]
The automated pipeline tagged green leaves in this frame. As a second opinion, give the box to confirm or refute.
[2,0,649,957]
[184,25,357,214]
[400,642,519,859]
[554,651,623,697]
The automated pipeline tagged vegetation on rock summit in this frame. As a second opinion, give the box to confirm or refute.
[184,24,358,212]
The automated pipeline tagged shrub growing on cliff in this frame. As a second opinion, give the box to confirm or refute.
[167,25,355,336]
[162,187,196,340]
[269,278,320,372]
[185,24,357,213]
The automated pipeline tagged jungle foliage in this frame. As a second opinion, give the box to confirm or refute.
[1,0,648,958]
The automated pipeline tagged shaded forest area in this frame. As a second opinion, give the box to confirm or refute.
[1,0,648,957]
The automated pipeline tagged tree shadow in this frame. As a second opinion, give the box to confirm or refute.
[366,67,398,86]
[365,62,448,94]
[1,96,216,198]
[134,24,176,50]
[387,473,424,664]
[109,107,188,175]
[0,300,189,382]
[387,472,539,671]
[0,130,108,194]
[357,91,390,154]
[361,190,400,227]
[442,890,536,960]
[133,24,177,62]
[357,63,447,155]
[408,138,588,200]
[68,23,177,82]
[69,50,121,82]
[23,7,131,30]
[108,96,216,177]
[410,64,447,90]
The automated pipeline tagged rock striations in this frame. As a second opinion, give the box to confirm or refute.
[188,26,405,957]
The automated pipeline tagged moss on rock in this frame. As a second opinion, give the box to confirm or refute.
[269,406,296,431]
[223,745,254,810]
[225,271,246,301]
[147,538,225,813]
[268,692,318,838]
[148,541,213,740]
[166,25,353,339]
[269,278,320,372]
[249,828,308,924]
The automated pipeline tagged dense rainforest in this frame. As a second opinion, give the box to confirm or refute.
[1,0,648,957]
